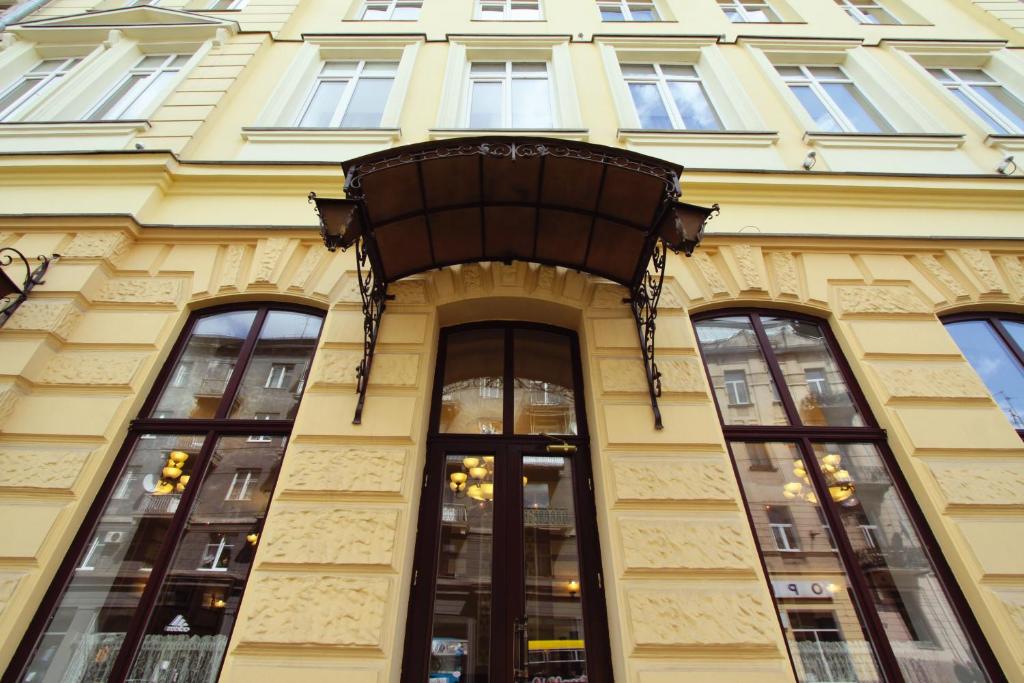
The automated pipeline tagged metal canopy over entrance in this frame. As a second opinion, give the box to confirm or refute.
[310,136,718,428]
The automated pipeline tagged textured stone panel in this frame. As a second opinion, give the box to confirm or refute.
[389,279,429,304]
[728,245,765,291]
[314,350,418,387]
[959,248,1006,293]
[282,447,405,494]
[997,255,1024,297]
[40,353,142,386]
[5,301,82,339]
[769,251,799,297]
[692,252,729,295]
[872,364,989,399]
[0,449,90,490]
[289,247,327,291]
[619,518,754,571]
[0,383,18,428]
[928,461,1024,508]
[835,285,930,315]
[62,231,131,260]
[627,589,779,648]
[219,244,246,290]
[599,358,705,395]
[252,237,291,283]
[0,572,24,614]
[238,575,389,648]
[917,255,968,299]
[260,506,398,566]
[95,279,182,304]
[591,284,629,309]
[614,459,736,503]
[461,263,486,295]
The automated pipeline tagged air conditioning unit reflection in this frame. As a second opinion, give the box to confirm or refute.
[104,531,126,543]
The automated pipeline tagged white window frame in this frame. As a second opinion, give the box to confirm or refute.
[597,0,660,21]
[928,67,1024,135]
[171,361,192,387]
[247,413,276,443]
[805,367,829,397]
[717,0,781,22]
[621,62,723,131]
[78,537,105,571]
[474,0,543,20]
[0,57,82,122]
[463,60,557,129]
[112,468,140,499]
[834,0,899,25]
[360,0,421,19]
[85,53,190,121]
[198,535,232,571]
[723,369,751,406]
[770,520,800,551]
[776,64,895,134]
[225,468,260,500]
[294,60,398,128]
[265,363,290,389]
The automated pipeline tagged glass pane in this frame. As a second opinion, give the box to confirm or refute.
[667,80,722,130]
[928,68,954,83]
[430,454,496,683]
[440,329,504,434]
[661,65,699,78]
[694,316,790,426]
[151,310,257,419]
[790,84,842,132]
[137,55,170,69]
[119,69,177,120]
[811,443,990,682]
[729,441,884,683]
[808,67,847,80]
[776,66,805,80]
[17,434,205,683]
[392,4,420,19]
[362,5,389,18]
[88,73,147,120]
[340,76,394,127]
[974,85,1024,132]
[470,62,506,75]
[761,316,865,427]
[322,61,358,76]
[628,82,672,129]
[821,82,892,133]
[522,455,587,681]
[299,79,348,127]
[0,79,40,119]
[1003,320,1024,351]
[950,88,1009,133]
[511,78,553,128]
[628,5,656,20]
[469,81,503,129]
[228,311,322,420]
[620,64,657,77]
[127,436,286,683]
[601,6,624,20]
[513,329,577,435]
[946,320,1024,430]
[952,69,994,83]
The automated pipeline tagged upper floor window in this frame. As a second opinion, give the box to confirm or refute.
[0,58,81,122]
[718,0,780,22]
[776,65,893,133]
[944,313,1024,436]
[834,0,898,24]
[694,311,999,683]
[361,0,421,19]
[475,0,541,19]
[9,305,324,683]
[598,0,658,21]
[622,63,722,130]
[928,68,1024,134]
[297,60,397,127]
[86,54,189,121]
[466,61,553,129]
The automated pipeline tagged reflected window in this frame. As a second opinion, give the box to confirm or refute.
[11,305,323,683]
[466,61,554,129]
[622,63,723,131]
[696,311,999,683]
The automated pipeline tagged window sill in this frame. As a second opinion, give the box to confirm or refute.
[986,134,1024,153]
[619,128,779,147]
[241,127,401,143]
[0,120,149,152]
[803,132,965,151]
[428,128,589,141]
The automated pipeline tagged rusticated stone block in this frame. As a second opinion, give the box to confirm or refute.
[619,518,754,572]
[218,244,246,291]
[835,285,930,315]
[997,255,1024,297]
[389,279,429,304]
[627,589,779,648]
[0,573,24,614]
[872,364,989,400]
[692,252,729,295]
[728,244,765,291]
[0,449,90,490]
[613,459,736,503]
[928,461,1024,508]
[95,278,182,304]
[314,350,418,387]
[5,301,81,339]
[769,251,799,297]
[260,506,398,566]
[599,358,704,394]
[282,447,405,494]
[288,247,327,291]
[40,353,142,386]
[62,232,131,260]
[252,237,291,283]
[959,248,1005,294]
[591,284,629,309]
[238,575,389,648]
[0,383,18,428]
[917,255,968,299]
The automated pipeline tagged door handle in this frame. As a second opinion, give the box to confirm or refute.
[513,615,529,682]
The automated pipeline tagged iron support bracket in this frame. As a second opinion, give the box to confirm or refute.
[352,235,393,425]
[0,249,59,328]
[626,240,670,430]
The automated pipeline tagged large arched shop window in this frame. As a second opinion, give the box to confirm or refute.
[692,311,1003,683]
[8,304,324,683]
[943,312,1024,439]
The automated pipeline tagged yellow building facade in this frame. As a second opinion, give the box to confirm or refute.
[0,0,1023,682]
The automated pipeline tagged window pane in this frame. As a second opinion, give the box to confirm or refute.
[946,320,1024,430]
[471,62,506,75]
[621,64,657,77]
[811,443,990,681]
[0,79,41,119]
[392,3,420,18]
[627,82,672,129]
[661,65,698,78]
[362,5,390,19]
[1003,320,1024,351]
[430,454,496,682]
[151,310,257,419]
[523,456,587,680]
[340,76,394,126]
[440,329,504,433]
[729,441,884,683]
[127,436,285,683]
[299,80,347,127]
[950,88,1009,133]
[228,311,322,420]
[628,5,657,20]
[17,435,205,683]
[667,80,722,130]
[694,316,790,425]
[511,78,553,128]
[469,81,503,128]
[513,329,577,435]
[790,84,842,131]
[820,82,892,133]
[601,6,624,20]
[761,316,865,427]
[973,85,1024,132]
[88,73,147,120]
[952,69,993,83]
[322,61,358,77]
[119,69,177,120]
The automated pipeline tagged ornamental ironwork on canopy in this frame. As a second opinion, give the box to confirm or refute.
[310,136,718,428]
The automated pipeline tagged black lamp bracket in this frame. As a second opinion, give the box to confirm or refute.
[0,248,59,328]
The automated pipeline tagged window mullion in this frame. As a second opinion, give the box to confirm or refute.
[213,306,268,419]
[658,77,683,130]
[991,318,1024,370]
[964,83,1017,133]
[504,67,513,128]
[330,77,358,127]
[750,313,804,426]
[816,78,857,132]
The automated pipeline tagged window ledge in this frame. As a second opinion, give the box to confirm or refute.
[428,128,589,141]
[619,129,779,146]
[804,132,965,150]
[0,120,149,138]
[986,134,1024,152]
[241,127,401,143]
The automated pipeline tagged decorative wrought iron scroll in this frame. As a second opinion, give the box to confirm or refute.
[627,240,669,430]
[0,248,59,328]
[351,234,391,425]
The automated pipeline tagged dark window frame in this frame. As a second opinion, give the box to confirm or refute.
[692,307,1007,683]
[942,311,1024,440]
[4,302,325,683]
